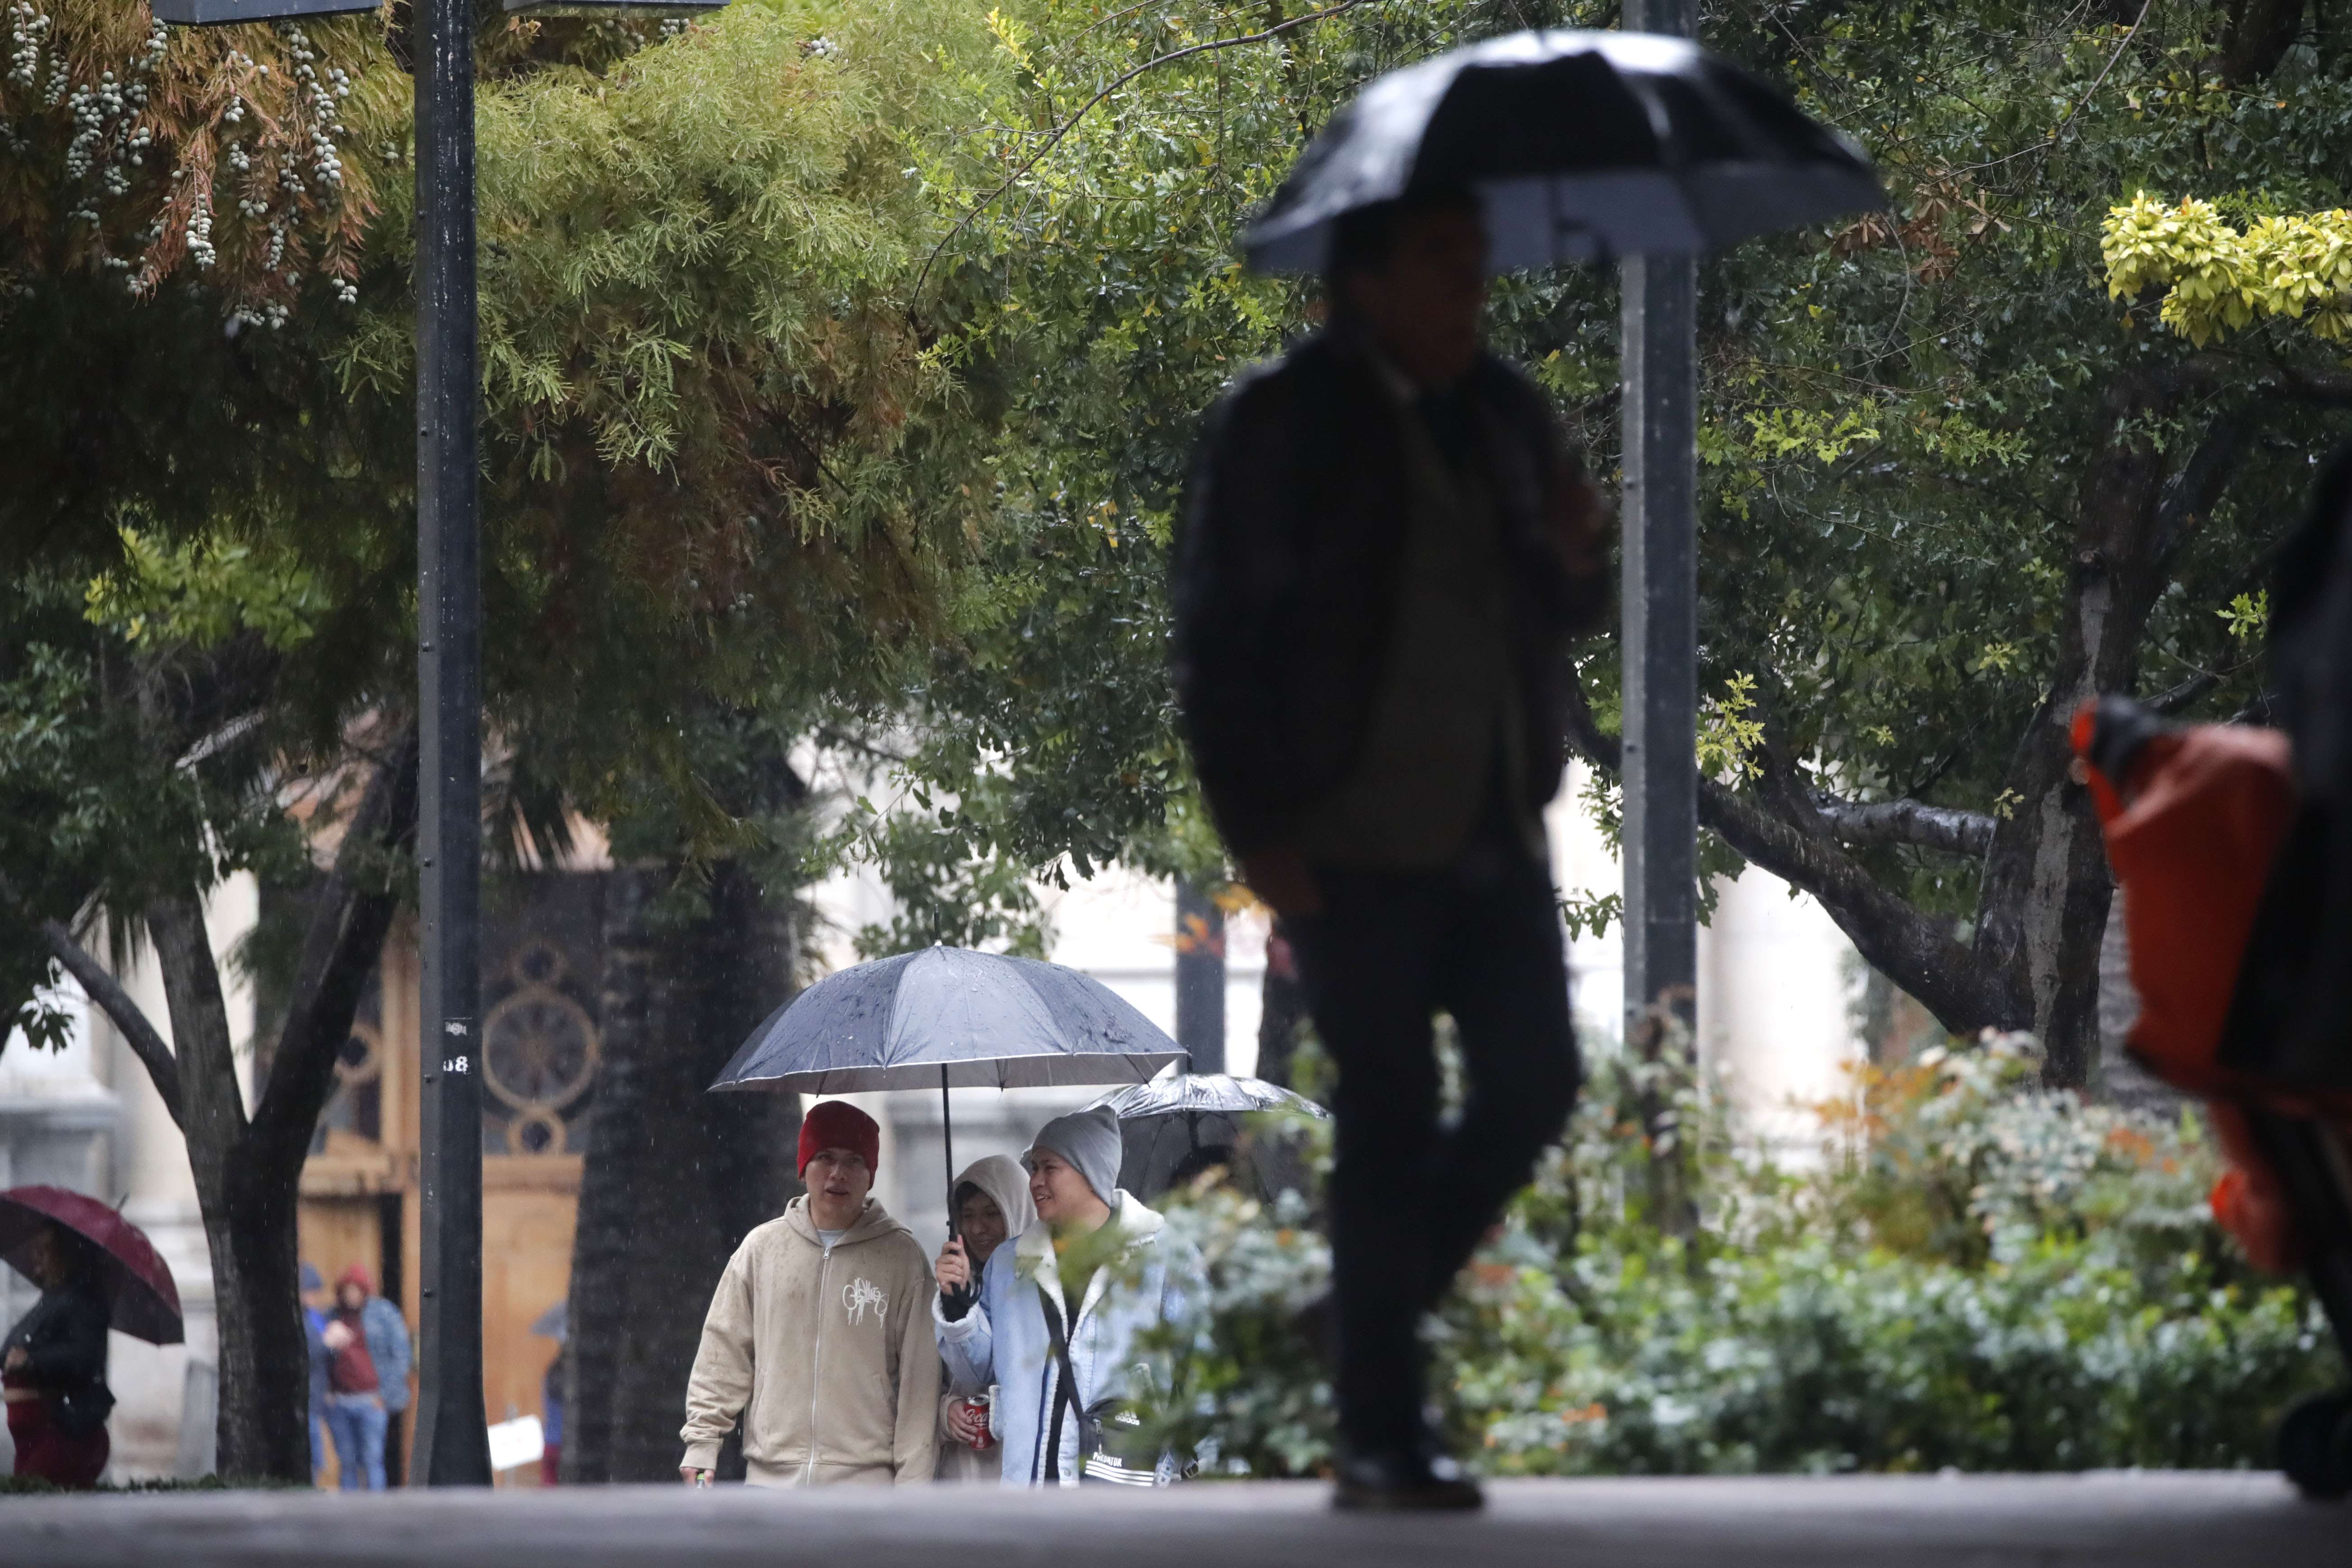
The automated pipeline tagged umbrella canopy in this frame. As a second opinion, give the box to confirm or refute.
[1087,1070,1329,1123]
[1093,1074,1325,1203]
[0,1186,182,1346]
[1245,29,1884,274]
[708,946,1185,1096]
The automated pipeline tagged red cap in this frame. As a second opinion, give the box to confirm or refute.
[797,1101,880,1179]
[338,1264,375,1295]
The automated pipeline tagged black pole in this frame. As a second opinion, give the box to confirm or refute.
[1174,879,1226,1075]
[1620,0,1700,1052]
[941,1067,956,1237]
[412,0,491,1487]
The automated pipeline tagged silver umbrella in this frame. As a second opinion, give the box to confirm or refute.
[708,946,1187,1237]
[1087,1070,1328,1198]
[1245,29,1885,273]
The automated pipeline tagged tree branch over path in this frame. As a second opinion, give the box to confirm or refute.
[913,0,1384,301]
[1560,665,1996,1032]
[1808,795,1997,857]
[250,723,420,1161]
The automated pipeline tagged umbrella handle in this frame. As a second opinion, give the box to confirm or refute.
[942,1065,957,1241]
[941,1067,981,1314]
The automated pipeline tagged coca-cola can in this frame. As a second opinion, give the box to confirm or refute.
[966,1391,995,1450]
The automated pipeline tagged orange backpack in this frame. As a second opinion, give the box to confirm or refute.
[2072,696,2345,1275]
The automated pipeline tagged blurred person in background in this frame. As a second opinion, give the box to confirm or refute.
[322,1265,409,1490]
[3,1222,113,1489]
[300,1262,330,1485]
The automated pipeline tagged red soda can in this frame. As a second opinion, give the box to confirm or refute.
[966,1392,995,1450]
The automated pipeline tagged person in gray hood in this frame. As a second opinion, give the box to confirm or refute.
[933,1107,1204,1486]
[933,1154,1035,1481]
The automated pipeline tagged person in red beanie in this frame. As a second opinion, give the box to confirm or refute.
[679,1100,938,1485]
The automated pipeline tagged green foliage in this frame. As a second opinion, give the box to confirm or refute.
[331,0,1001,873]
[85,527,326,653]
[849,0,2352,989]
[1149,1035,2343,1478]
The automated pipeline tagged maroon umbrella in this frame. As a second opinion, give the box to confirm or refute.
[0,1186,182,1346]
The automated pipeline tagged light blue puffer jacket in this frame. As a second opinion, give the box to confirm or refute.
[934,1191,1203,1486]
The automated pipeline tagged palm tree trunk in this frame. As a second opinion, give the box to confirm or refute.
[564,861,799,1483]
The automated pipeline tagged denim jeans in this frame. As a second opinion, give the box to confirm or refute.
[1285,842,1581,1455]
[309,1392,327,1484]
[324,1394,389,1490]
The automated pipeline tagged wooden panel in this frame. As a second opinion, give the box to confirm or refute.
[482,1182,575,1485]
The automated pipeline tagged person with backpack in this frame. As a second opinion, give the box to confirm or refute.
[932,1107,1203,1487]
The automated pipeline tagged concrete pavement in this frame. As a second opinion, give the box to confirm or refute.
[0,1472,2339,1567]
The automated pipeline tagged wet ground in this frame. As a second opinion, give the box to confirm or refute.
[0,1471,2338,1566]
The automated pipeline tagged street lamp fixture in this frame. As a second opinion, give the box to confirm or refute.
[150,0,375,26]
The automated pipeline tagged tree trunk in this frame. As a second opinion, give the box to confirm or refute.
[564,861,799,1483]
[147,896,311,1480]
[69,735,418,1483]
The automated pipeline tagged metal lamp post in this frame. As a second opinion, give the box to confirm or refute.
[409,0,490,1487]
[1619,0,1700,1053]
[407,0,726,1487]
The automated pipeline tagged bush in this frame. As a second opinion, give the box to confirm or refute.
[1151,1033,2345,1478]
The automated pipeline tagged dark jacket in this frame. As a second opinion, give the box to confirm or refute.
[1171,328,1607,857]
[3,1277,114,1436]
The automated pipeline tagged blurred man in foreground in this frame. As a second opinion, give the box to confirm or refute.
[1173,190,1611,1510]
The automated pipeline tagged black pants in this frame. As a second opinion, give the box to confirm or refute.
[1286,846,1580,1454]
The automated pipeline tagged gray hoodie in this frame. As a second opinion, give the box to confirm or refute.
[681,1195,940,1485]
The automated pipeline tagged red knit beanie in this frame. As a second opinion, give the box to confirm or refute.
[797,1101,880,1179]
[338,1264,374,1295]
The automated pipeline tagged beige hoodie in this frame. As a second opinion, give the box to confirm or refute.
[680,1196,940,1485]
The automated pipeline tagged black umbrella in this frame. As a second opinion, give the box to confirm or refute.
[707,946,1187,1235]
[1245,29,1885,274]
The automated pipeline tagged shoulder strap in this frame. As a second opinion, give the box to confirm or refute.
[1036,1283,1085,1480]
[1037,1283,1082,1412]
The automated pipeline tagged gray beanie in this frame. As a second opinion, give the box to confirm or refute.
[1024,1106,1123,1206]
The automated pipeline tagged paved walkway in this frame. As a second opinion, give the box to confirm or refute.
[0,1472,2339,1567]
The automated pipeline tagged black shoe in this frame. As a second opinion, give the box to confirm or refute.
[1331,1446,1484,1512]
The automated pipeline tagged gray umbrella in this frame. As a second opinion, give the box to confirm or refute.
[707,946,1187,1235]
[1245,29,1885,274]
